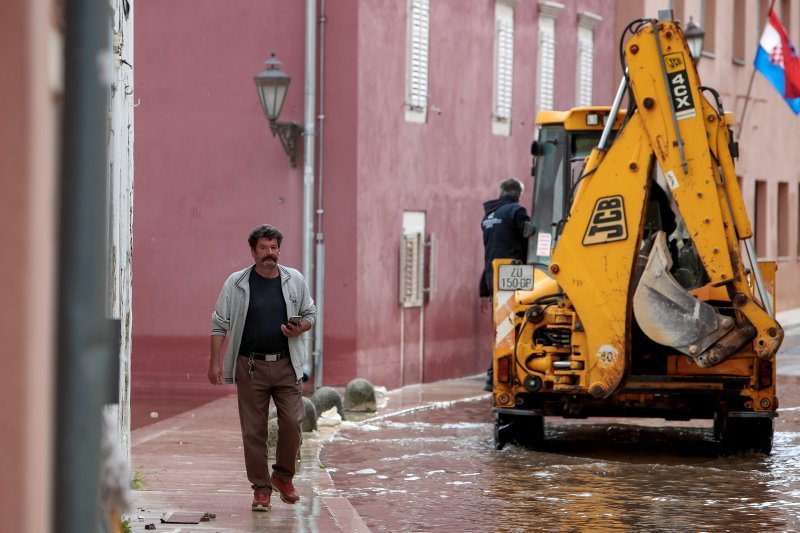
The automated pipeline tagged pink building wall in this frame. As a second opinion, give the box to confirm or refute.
[133,1,618,412]
[0,0,58,529]
[133,1,309,406]
[554,0,618,111]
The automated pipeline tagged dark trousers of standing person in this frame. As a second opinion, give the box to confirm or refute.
[483,270,495,390]
[235,356,304,494]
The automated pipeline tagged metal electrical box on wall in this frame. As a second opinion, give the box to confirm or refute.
[400,211,426,307]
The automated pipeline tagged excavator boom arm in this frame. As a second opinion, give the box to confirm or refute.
[546,18,782,397]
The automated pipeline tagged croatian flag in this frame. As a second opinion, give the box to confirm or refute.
[754,9,800,114]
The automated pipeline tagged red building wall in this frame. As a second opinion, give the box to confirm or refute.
[133,0,617,419]
[338,0,618,387]
[133,1,310,410]
[310,0,360,383]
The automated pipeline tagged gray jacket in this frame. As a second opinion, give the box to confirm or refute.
[211,264,316,383]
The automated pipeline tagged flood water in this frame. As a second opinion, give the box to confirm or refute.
[320,374,800,532]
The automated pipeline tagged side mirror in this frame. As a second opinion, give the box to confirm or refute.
[531,140,554,176]
[531,139,556,155]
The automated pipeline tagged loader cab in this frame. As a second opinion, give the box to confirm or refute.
[528,108,625,266]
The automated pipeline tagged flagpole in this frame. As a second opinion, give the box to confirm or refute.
[737,68,757,140]
[736,0,776,140]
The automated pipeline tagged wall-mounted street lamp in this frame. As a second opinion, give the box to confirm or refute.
[684,17,705,63]
[254,53,303,167]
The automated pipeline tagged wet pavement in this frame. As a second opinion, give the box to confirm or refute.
[130,321,800,532]
[131,393,220,431]
[128,378,486,531]
[321,379,800,532]
[130,395,368,532]
[319,345,800,532]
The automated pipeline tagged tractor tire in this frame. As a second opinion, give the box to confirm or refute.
[716,412,773,455]
[494,413,544,450]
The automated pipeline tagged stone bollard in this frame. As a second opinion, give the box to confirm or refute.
[302,397,317,432]
[267,412,306,461]
[344,378,377,412]
[311,386,345,420]
[267,418,279,453]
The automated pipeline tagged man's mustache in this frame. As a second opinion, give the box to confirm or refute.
[262,255,278,262]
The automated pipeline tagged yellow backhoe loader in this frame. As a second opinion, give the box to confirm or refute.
[491,10,783,454]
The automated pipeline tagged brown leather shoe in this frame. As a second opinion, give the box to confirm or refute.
[271,473,300,504]
[251,492,271,511]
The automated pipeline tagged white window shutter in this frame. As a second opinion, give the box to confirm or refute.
[577,39,593,106]
[538,28,555,111]
[537,2,564,114]
[576,12,601,107]
[495,18,514,120]
[406,0,430,122]
[492,1,515,136]
[399,233,424,307]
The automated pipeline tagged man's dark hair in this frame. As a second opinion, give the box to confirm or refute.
[248,224,283,249]
[499,177,523,201]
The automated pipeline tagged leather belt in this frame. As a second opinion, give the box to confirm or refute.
[240,351,287,362]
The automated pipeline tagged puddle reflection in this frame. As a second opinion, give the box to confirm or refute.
[321,399,800,532]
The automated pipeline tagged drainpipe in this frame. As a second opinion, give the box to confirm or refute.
[313,0,327,390]
[303,0,318,380]
[55,1,120,532]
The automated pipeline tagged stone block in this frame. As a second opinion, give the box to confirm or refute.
[344,378,377,412]
[311,386,345,420]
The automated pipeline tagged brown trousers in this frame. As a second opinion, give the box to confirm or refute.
[235,355,304,494]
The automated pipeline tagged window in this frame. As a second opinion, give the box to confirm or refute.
[576,12,601,107]
[755,180,768,258]
[492,1,515,136]
[758,0,769,37]
[405,0,430,123]
[537,2,564,114]
[779,182,789,257]
[671,0,685,21]
[732,0,746,65]
[702,0,716,57]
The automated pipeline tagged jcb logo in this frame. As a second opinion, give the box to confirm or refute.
[583,195,627,246]
[666,55,684,70]
[663,52,696,120]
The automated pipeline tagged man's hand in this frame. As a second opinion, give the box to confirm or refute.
[207,361,223,385]
[480,297,492,315]
[209,334,225,385]
[281,319,308,338]
[523,221,536,238]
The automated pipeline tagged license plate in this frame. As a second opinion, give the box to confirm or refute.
[497,264,534,291]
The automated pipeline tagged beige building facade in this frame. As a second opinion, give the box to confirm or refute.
[616,0,800,310]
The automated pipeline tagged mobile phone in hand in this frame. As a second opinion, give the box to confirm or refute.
[288,316,303,326]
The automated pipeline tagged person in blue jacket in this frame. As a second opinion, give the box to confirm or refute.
[480,177,534,390]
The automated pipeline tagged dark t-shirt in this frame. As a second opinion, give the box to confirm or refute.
[239,269,290,354]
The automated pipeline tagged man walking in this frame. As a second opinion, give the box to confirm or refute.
[209,224,316,511]
[480,178,533,390]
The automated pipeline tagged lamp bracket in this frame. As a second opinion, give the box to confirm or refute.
[269,120,303,167]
